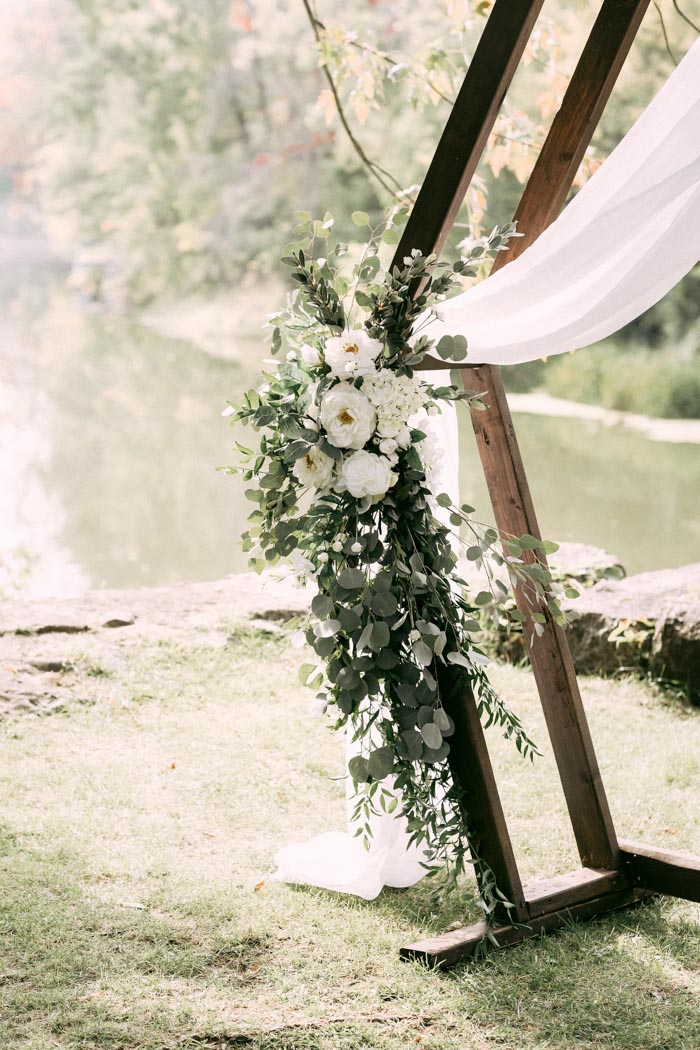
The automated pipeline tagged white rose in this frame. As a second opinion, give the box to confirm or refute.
[378,437,397,456]
[336,451,396,500]
[323,329,383,378]
[292,446,335,489]
[300,343,321,367]
[319,384,376,450]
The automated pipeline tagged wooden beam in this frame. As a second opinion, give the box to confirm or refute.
[392,0,545,268]
[506,0,652,259]
[401,885,651,968]
[441,672,527,924]
[388,0,545,916]
[463,0,652,871]
[523,866,628,918]
[619,840,700,902]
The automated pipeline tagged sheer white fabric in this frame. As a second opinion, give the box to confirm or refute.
[423,37,700,365]
[272,39,700,899]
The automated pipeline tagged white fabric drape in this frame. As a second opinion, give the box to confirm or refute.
[272,39,700,899]
[422,37,700,366]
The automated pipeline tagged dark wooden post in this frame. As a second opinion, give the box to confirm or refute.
[466,0,651,870]
[391,0,547,920]
[388,0,700,964]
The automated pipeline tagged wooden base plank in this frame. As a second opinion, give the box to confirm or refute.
[400,887,651,969]
[619,839,700,902]
[523,866,628,918]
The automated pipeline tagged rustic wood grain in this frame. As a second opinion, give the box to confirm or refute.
[619,840,700,902]
[400,887,652,968]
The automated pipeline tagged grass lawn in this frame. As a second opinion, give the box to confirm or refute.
[0,623,698,1049]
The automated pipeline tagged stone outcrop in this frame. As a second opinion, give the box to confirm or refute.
[564,562,700,695]
[1,550,698,717]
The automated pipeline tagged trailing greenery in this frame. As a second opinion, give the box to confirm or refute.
[225,211,577,922]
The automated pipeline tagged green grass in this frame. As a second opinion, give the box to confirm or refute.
[0,625,698,1049]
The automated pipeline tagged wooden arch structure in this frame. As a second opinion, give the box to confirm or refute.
[392,0,700,966]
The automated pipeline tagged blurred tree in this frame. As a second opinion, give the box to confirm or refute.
[13,0,700,321]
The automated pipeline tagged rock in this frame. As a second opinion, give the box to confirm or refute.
[0,573,311,638]
[564,563,700,696]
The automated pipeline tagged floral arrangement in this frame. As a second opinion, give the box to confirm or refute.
[225,210,575,918]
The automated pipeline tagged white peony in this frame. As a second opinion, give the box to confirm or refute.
[336,450,396,500]
[323,329,383,378]
[292,446,335,489]
[319,384,376,449]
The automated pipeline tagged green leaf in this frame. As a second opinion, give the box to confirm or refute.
[311,595,334,618]
[421,723,443,750]
[368,746,394,780]
[348,755,369,784]
[337,666,360,689]
[339,606,362,631]
[369,621,391,650]
[474,591,492,606]
[435,335,455,359]
[401,729,423,760]
[298,663,316,686]
[446,651,472,669]
[338,567,365,590]
[370,592,398,617]
[351,211,370,227]
[381,228,399,244]
[314,619,341,638]
[413,640,433,667]
[433,707,454,735]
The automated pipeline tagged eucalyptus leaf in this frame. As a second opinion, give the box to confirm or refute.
[368,746,394,780]
[421,723,443,750]
[348,755,369,784]
[314,619,341,638]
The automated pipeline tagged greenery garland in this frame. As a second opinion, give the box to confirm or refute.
[225,208,577,921]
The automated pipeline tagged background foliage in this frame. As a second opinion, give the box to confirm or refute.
[5,0,700,412]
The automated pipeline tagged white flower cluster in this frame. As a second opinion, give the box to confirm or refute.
[290,329,438,504]
[362,369,428,449]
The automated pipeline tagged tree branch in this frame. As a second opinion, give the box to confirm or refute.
[300,0,406,198]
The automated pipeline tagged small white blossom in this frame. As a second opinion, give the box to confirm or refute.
[378,437,397,456]
[300,343,321,367]
[286,350,297,362]
[336,451,396,501]
[290,551,314,580]
[396,426,412,449]
[332,539,344,553]
[324,329,383,379]
[427,405,440,416]
[308,696,328,718]
[317,552,329,563]
[362,369,428,439]
[409,629,421,642]
[350,541,363,554]
[319,384,376,450]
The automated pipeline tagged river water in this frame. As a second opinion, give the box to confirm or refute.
[2,239,699,599]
